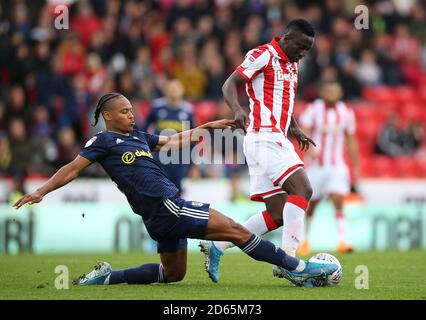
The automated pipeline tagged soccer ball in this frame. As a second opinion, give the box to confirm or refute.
[309,253,343,286]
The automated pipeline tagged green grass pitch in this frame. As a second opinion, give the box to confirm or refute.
[1,250,425,300]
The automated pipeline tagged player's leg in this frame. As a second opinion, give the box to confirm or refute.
[298,199,320,256]
[330,193,353,253]
[159,245,187,283]
[104,240,188,285]
[201,208,338,284]
[326,166,353,253]
[76,239,188,285]
[212,193,285,252]
[280,168,313,257]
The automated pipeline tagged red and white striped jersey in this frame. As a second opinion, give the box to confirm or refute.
[236,37,298,136]
[300,99,356,167]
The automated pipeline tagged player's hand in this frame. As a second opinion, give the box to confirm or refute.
[234,110,248,134]
[13,191,44,209]
[290,127,316,151]
[205,119,236,130]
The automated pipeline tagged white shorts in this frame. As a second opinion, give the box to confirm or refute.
[306,164,351,200]
[244,132,304,202]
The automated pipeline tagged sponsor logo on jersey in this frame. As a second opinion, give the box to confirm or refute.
[122,151,136,164]
[121,149,153,164]
[276,69,298,83]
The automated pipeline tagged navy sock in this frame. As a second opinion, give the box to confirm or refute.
[108,263,166,284]
[238,234,300,271]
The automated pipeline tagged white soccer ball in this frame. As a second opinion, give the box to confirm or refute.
[309,253,343,286]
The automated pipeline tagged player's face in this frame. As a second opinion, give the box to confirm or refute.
[107,97,135,133]
[284,32,314,63]
[321,83,343,103]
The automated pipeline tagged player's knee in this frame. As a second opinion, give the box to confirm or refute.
[164,267,186,283]
[229,220,250,246]
[268,210,283,226]
[296,180,313,200]
[304,184,313,200]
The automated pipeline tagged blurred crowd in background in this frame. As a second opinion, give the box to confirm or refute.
[0,0,425,195]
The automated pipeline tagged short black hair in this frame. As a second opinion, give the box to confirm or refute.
[92,92,124,126]
[284,19,315,37]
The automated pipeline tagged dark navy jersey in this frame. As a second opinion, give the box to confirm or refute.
[79,129,179,216]
[143,97,194,136]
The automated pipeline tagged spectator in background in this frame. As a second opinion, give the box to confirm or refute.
[373,34,402,85]
[0,102,6,132]
[132,45,153,82]
[143,79,195,192]
[57,33,86,77]
[355,49,383,86]
[5,85,29,125]
[85,53,108,96]
[0,132,11,175]
[54,127,81,169]
[204,54,227,101]
[338,58,362,100]
[10,42,34,85]
[30,106,57,174]
[30,105,52,138]
[405,121,424,155]
[117,68,137,100]
[70,1,102,48]
[8,117,33,176]
[375,113,406,157]
[173,41,207,100]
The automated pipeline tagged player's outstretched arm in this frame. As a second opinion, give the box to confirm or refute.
[13,155,91,209]
[222,71,248,133]
[153,119,236,152]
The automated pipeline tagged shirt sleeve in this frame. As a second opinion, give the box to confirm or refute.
[299,105,315,129]
[236,48,271,81]
[79,134,108,163]
[139,131,160,150]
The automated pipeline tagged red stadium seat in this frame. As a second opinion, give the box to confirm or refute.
[362,86,396,105]
[371,156,399,178]
[194,101,219,126]
[393,86,419,104]
[395,158,416,178]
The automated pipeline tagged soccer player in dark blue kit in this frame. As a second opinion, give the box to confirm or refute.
[143,79,194,192]
[13,93,337,286]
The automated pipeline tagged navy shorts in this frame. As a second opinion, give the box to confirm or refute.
[143,196,210,253]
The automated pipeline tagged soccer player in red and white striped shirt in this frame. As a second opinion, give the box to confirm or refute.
[299,80,360,255]
[201,19,318,283]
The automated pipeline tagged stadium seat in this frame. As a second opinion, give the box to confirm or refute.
[194,101,219,126]
[362,86,396,105]
[371,156,399,178]
[393,86,419,104]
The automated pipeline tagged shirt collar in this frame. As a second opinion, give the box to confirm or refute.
[270,37,289,61]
